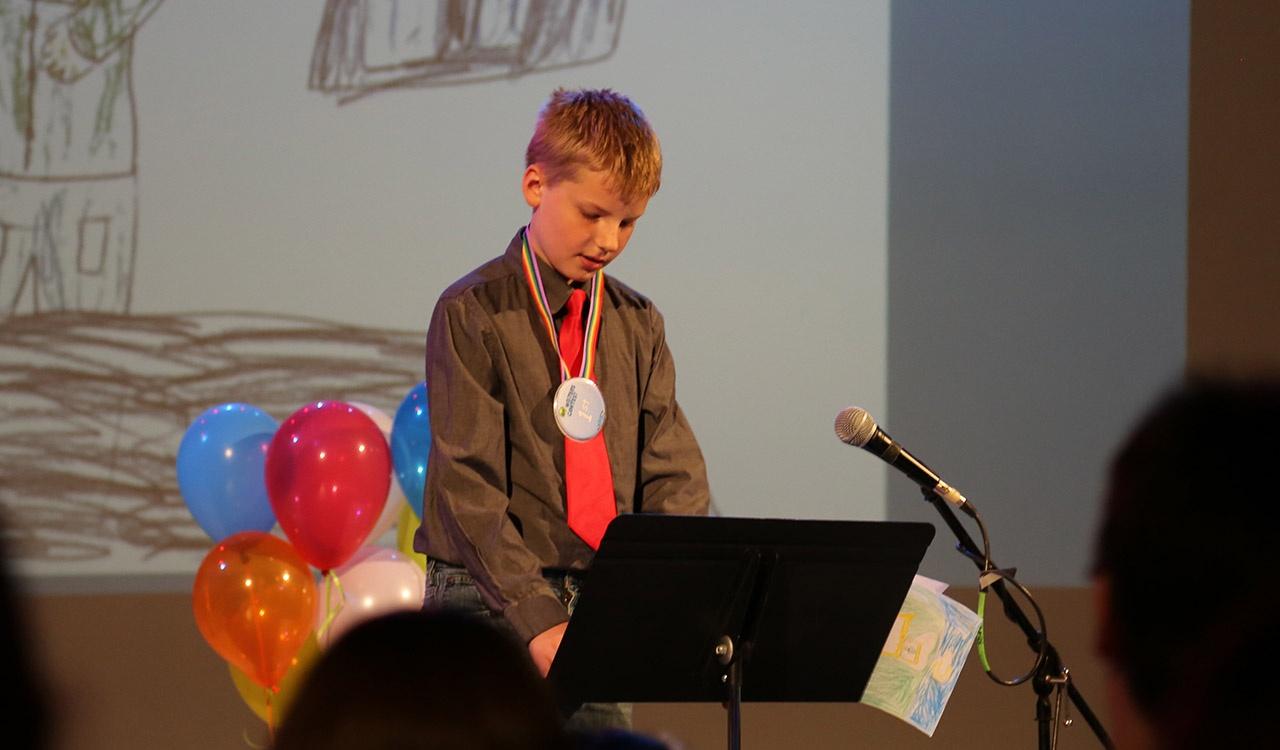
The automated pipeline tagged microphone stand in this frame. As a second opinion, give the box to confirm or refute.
[919,488,1114,750]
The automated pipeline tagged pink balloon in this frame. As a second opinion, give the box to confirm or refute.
[349,402,408,545]
[266,401,391,572]
[318,547,426,647]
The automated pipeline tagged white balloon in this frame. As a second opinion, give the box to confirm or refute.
[318,546,426,648]
[349,402,407,545]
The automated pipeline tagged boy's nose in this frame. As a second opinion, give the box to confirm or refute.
[595,224,620,254]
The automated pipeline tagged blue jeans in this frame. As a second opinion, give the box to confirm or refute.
[423,559,633,733]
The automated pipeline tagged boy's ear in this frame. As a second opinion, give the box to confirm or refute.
[522,165,544,209]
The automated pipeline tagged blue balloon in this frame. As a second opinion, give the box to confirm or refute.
[390,382,431,518]
[176,403,279,541]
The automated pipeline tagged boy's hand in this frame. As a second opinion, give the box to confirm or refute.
[528,621,568,677]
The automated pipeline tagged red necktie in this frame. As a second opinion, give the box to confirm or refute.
[559,289,616,549]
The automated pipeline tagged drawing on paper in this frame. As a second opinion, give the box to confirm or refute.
[309,0,625,105]
[861,579,982,736]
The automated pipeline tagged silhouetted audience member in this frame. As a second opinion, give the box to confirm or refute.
[0,518,52,750]
[571,728,672,750]
[273,609,569,750]
[1092,379,1280,749]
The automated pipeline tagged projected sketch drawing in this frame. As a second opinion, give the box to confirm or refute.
[0,1,620,577]
[309,0,625,104]
[0,0,164,318]
[0,311,423,570]
[861,581,982,737]
[0,2,435,579]
[0,3,438,578]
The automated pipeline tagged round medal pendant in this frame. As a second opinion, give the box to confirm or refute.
[553,377,606,441]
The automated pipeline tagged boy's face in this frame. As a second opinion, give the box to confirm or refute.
[522,165,649,283]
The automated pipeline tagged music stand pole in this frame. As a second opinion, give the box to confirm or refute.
[919,488,1114,749]
[717,636,742,750]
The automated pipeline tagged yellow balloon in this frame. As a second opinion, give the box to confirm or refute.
[395,503,428,571]
[228,633,320,724]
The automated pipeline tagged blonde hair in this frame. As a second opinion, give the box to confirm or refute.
[525,88,662,204]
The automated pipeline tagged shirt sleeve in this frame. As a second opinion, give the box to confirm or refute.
[424,291,568,642]
[636,305,711,515]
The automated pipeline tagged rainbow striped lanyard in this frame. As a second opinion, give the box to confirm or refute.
[520,227,605,382]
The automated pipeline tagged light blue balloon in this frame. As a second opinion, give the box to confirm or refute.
[391,382,431,518]
[176,403,279,541]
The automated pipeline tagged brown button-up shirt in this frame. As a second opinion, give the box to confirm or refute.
[415,230,710,642]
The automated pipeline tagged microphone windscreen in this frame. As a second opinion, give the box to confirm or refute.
[834,406,878,447]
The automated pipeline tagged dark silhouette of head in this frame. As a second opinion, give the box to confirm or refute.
[273,609,567,750]
[572,728,671,750]
[1093,378,1280,749]
[0,515,52,750]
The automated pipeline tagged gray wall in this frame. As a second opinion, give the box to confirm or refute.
[886,1,1188,585]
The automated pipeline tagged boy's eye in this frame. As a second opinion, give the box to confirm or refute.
[581,210,600,220]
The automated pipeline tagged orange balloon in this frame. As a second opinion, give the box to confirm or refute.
[193,532,317,691]
[229,634,320,723]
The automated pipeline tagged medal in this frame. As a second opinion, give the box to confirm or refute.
[520,228,607,440]
[554,377,606,441]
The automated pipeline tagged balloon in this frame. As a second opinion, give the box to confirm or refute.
[192,532,316,691]
[395,502,427,572]
[390,382,431,518]
[266,401,392,571]
[317,546,426,648]
[349,402,409,545]
[229,634,319,723]
[176,403,278,541]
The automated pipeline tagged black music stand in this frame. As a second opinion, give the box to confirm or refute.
[548,515,935,750]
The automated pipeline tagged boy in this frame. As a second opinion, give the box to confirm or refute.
[415,89,710,699]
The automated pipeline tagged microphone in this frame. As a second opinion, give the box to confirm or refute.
[833,406,971,513]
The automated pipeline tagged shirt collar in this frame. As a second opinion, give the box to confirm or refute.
[504,227,579,314]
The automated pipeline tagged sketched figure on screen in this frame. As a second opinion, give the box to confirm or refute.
[309,0,624,104]
[0,0,164,317]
